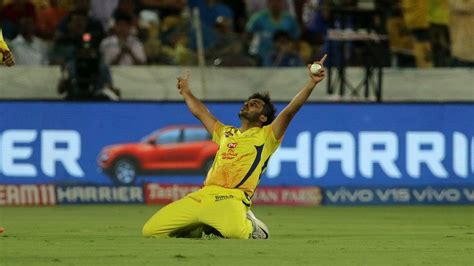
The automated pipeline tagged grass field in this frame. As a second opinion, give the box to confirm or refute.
[1,205,473,266]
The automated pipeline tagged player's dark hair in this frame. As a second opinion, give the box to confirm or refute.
[248,92,276,126]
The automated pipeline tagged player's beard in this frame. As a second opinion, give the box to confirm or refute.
[238,111,261,123]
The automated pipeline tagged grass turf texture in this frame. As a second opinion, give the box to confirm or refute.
[1,205,473,265]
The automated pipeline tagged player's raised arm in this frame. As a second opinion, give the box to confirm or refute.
[271,54,327,140]
[177,71,219,134]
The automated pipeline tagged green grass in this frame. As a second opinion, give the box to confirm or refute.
[1,205,473,266]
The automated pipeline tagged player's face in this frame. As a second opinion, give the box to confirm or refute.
[239,98,266,123]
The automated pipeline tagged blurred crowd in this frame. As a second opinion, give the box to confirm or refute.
[1,0,473,69]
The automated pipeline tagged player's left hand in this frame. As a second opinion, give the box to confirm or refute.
[307,54,327,83]
[0,48,15,67]
[1,49,15,67]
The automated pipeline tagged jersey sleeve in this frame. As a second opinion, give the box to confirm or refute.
[264,125,283,153]
[212,121,225,144]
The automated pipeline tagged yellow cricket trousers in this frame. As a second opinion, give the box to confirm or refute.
[142,185,253,239]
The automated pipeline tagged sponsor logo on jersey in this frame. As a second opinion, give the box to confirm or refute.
[227,143,238,149]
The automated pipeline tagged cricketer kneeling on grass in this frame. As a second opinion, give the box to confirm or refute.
[142,55,327,239]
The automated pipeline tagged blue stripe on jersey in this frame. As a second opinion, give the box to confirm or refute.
[234,144,264,188]
[251,156,272,200]
[261,156,270,172]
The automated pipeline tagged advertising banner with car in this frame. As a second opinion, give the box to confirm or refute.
[1,102,473,205]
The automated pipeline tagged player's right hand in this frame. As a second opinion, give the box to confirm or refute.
[307,54,327,83]
[176,71,190,95]
[0,48,15,67]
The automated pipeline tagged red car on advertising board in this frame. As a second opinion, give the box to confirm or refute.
[98,125,217,185]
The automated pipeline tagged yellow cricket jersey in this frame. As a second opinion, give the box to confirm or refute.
[204,122,282,198]
[0,29,9,51]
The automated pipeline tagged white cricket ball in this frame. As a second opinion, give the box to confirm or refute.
[310,63,322,74]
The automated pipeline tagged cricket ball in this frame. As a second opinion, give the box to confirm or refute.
[310,63,322,74]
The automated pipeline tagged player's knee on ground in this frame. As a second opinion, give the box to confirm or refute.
[142,222,155,237]
[143,222,206,238]
[218,226,251,239]
[142,221,167,238]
